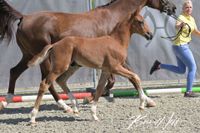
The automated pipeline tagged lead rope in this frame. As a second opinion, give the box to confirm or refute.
[161,14,191,41]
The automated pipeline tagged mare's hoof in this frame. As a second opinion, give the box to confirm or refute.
[83,97,94,104]
[63,108,73,113]
[82,98,89,104]
[0,102,4,110]
[0,101,7,110]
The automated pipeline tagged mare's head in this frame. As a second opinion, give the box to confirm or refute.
[129,12,153,40]
[147,0,176,16]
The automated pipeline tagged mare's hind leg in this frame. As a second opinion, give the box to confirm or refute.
[91,71,110,121]
[104,74,115,95]
[83,73,115,104]
[40,59,72,112]
[56,65,80,113]
[103,59,132,95]
[113,65,156,110]
[0,55,31,110]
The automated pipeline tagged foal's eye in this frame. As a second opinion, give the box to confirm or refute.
[137,21,144,25]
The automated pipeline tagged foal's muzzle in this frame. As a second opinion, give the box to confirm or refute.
[145,32,153,40]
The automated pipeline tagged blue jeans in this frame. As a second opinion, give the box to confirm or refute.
[160,44,197,92]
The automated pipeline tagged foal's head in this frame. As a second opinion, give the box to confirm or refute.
[129,12,153,40]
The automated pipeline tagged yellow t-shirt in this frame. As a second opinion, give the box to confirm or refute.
[173,14,197,46]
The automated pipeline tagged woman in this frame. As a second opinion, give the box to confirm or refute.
[150,0,200,97]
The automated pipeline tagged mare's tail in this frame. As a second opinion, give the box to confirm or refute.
[28,45,53,67]
[0,0,23,44]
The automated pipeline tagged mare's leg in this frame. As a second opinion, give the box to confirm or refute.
[40,59,73,112]
[113,65,156,110]
[102,60,132,96]
[91,71,110,121]
[104,74,115,95]
[0,55,31,110]
[56,65,80,113]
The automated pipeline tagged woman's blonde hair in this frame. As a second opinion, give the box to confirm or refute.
[182,0,193,10]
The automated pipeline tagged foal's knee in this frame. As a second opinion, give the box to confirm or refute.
[39,80,49,94]
[129,74,141,88]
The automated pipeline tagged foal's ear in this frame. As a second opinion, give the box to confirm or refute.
[129,9,139,22]
[129,12,136,23]
[128,12,132,20]
[125,12,133,24]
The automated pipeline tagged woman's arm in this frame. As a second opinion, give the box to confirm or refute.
[192,28,200,37]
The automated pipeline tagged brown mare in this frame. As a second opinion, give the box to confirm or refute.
[0,0,176,112]
[28,10,153,123]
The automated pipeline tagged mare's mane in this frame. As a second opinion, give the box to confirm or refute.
[97,0,118,8]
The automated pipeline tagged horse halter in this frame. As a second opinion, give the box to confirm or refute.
[159,0,176,15]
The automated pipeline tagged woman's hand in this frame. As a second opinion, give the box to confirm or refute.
[176,21,185,29]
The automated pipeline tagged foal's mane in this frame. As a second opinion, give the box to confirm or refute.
[97,0,118,8]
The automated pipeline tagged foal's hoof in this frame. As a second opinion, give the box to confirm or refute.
[92,115,99,121]
[139,106,145,110]
[27,121,37,126]
[73,111,79,117]
[146,100,156,108]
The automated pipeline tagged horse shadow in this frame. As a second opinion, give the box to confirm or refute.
[0,104,61,114]
[0,104,91,125]
[0,115,91,125]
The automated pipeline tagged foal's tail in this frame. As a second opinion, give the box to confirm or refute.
[0,0,23,44]
[28,45,53,67]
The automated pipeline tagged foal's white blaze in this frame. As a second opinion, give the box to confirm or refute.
[30,108,38,124]
[91,102,99,121]
[57,99,73,113]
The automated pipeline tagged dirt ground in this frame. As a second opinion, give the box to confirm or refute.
[0,93,200,133]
